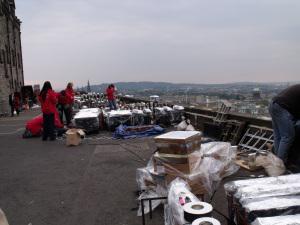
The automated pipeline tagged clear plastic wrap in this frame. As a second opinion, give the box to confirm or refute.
[164,178,200,225]
[224,174,300,224]
[252,214,300,225]
[224,174,300,196]
[154,142,239,195]
[136,142,239,218]
[105,110,132,130]
[131,109,145,126]
[74,108,101,133]
[189,142,239,194]
[255,152,286,177]
[241,195,300,222]
[235,183,300,202]
[137,187,167,216]
[136,159,168,216]
[136,167,155,191]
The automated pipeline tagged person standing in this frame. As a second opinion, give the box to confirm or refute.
[8,93,14,117]
[57,90,67,124]
[65,82,75,126]
[106,84,117,110]
[39,81,57,141]
[13,93,20,116]
[269,84,300,163]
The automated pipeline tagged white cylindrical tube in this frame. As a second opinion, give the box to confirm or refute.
[183,202,213,222]
[192,217,221,225]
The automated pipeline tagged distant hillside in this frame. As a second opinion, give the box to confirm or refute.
[82,81,293,94]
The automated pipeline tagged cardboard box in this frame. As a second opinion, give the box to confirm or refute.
[165,174,207,195]
[66,129,85,146]
[153,152,201,174]
[154,131,201,155]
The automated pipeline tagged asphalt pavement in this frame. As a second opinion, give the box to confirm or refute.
[0,109,164,225]
[0,109,257,225]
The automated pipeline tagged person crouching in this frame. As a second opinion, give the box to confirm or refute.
[39,81,58,141]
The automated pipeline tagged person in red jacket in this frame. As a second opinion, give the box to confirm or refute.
[13,93,20,116]
[39,81,57,141]
[57,90,67,124]
[64,82,74,126]
[106,84,117,110]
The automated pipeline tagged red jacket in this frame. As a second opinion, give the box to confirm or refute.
[39,89,58,114]
[13,96,20,108]
[65,87,74,105]
[26,111,63,136]
[106,87,115,100]
[58,92,68,105]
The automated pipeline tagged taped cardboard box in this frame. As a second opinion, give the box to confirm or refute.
[66,129,85,146]
[154,131,201,155]
[153,152,201,174]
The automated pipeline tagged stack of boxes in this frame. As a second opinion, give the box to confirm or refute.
[153,131,206,196]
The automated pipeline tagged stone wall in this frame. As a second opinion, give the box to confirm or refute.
[0,0,24,115]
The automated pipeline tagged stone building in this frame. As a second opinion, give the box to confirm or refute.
[0,0,24,115]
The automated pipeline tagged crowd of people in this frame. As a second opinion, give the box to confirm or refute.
[38,81,75,141]
[38,81,118,141]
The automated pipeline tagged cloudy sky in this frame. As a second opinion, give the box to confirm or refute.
[16,0,300,89]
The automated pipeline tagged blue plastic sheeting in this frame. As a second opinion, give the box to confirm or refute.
[113,124,165,139]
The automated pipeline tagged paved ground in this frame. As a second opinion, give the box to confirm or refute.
[0,109,260,225]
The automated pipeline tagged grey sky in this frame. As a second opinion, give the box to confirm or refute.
[16,0,300,89]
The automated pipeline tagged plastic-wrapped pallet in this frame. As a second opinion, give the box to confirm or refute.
[152,141,239,195]
[131,109,145,126]
[163,106,175,124]
[105,110,132,131]
[252,214,300,225]
[136,141,239,220]
[74,108,101,133]
[224,174,300,225]
[224,174,300,196]
[154,107,170,126]
[242,195,300,222]
[172,105,185,123]
[143,108,152,125]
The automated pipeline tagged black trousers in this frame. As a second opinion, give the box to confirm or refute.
[58,105,72,125]
[65,106,72,125]
[43,113,55,140]
[10,105,14,116]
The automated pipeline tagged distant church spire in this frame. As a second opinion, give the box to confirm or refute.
[87,80,91,92]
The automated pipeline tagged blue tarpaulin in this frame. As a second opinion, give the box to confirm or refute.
[113,124,165,139]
